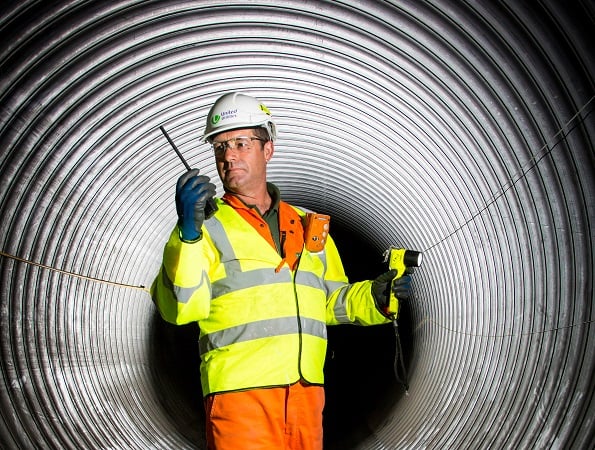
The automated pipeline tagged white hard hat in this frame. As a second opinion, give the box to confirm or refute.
[202,92,277,142]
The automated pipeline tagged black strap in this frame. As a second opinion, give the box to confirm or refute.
[392,319,409,393]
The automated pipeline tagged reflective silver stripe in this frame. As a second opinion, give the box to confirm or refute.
[294,270,326,291]
[332,285,352,324]
[162,266,209,304]
[204,215,240,272]
[317,249,328,272]
[206,213,291,297]
[205,210,330,296]
[199,316,327,355]
[212,267,292,297]
[301,316,327,340]
[325,280,346,296]
[211,266,333,298]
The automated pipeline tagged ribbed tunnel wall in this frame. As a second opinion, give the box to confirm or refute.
[1,1,593,449]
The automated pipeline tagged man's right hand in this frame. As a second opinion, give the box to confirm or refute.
[175,169,216,242]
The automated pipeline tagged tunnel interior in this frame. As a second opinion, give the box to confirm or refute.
[1,1,593,449]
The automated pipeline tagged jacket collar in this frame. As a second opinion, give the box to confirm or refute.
[222,182,280,215]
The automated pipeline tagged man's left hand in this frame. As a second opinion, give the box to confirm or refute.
[372,270,412,315]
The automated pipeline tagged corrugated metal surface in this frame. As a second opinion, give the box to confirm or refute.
[0,1,593,448]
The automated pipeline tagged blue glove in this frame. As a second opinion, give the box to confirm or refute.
[175,169,216,242]
[392,274,412,300]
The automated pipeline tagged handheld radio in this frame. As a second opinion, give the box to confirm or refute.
[160,126,218,219]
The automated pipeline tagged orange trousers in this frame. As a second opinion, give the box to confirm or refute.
[204,380,325,450]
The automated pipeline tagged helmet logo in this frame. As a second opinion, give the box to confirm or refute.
[212,109,238,125]
[259,103,271,115]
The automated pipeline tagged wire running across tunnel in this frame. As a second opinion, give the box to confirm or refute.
[0,1,593,449]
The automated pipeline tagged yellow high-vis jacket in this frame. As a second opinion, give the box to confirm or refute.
[151,193,389,396]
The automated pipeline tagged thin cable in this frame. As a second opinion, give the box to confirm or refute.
[424,95,595,253]
[0,250,150,293]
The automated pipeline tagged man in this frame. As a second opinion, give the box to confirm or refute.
[151,92,412,450]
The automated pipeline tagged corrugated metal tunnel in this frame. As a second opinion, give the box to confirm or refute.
[1,1,593,449]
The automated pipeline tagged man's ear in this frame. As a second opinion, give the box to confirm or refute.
[264,140,274,162]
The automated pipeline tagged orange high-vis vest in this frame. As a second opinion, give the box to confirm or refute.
[152,195,389,396]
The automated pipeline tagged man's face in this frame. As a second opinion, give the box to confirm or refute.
[212,128,274,194]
